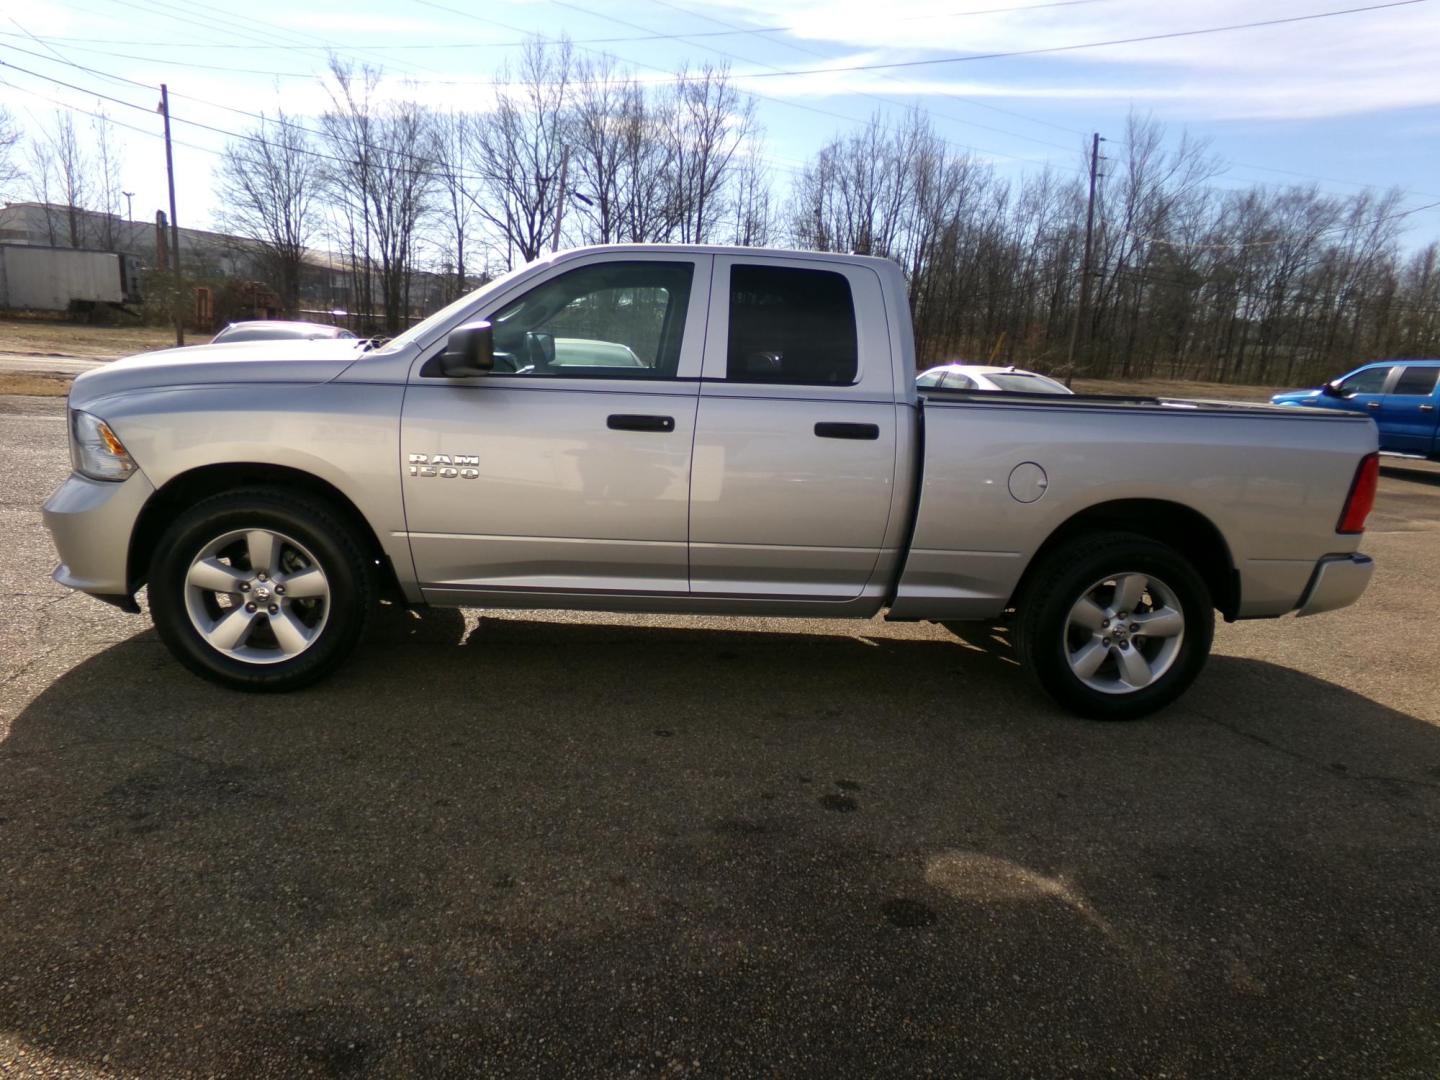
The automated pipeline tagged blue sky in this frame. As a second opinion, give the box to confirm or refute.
[3,0,1439,245]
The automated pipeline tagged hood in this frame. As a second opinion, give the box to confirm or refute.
[68,339,368,409]
[1269,387,1324,405]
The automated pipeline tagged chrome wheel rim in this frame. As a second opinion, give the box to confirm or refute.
[1064,571,1185,695]
[183,528,330,665]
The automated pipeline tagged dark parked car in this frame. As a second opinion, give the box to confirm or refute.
[212,321,357,344]
[1272,359,1440,459]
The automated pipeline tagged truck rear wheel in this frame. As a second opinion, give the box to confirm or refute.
[1017,531,1213,720]
[148,488,374,692]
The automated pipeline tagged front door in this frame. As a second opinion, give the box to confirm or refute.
[401,255,711,603]
[1328,364,1392,423]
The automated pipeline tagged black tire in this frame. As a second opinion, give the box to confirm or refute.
[148,487,375,692]
[1017,531,1213,720]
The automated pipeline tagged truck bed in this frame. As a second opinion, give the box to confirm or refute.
[889,389,1376,622]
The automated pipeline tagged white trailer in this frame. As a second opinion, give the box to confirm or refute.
[0,244,136,311]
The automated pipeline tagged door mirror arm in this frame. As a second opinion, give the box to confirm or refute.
[422,321,494,378]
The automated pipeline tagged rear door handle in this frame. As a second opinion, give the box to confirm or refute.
[815,422,880,440]
[1420,403,1435,412]
[607,414,675,433]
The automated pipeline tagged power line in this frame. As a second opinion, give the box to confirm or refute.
[550,0,1079,161]
[415,0,1070,172]
[8,12,1439,231]
[643,0,1088,142]
[37,0,1440,200]
[730,1,1428,77]
[4,1,1117,52]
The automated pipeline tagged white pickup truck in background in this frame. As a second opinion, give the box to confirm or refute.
[43,245,1379,718]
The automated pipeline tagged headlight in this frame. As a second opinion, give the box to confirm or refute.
[70,410,137,481]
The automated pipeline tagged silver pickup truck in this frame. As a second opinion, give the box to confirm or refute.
[43,245,1379,718]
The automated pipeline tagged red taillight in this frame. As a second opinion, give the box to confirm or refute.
[1337,452,1379,534]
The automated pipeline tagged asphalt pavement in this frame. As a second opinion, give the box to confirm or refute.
[2,393,1438,1078]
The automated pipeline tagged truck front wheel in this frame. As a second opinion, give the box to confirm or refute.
[1017,531,1213,720]
[148,488,374,692]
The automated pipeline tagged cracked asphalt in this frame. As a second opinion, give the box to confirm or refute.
[2,393,1439,1078]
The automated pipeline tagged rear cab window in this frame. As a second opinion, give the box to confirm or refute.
[724,265,858,385]
[1391,365,1440,396]
[700,256,893,399]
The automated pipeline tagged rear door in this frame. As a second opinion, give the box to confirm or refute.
[689,257,900,601]
[1375,363,1440,454]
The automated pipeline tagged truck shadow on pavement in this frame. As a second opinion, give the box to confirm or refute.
[2,605,1439,1078]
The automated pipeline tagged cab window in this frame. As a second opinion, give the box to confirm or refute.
[1336,366,1390,396]
[488,261,693,378]
[725,265,858,385]
[1391,366,1439,396]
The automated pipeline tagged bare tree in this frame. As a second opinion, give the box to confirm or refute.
[728,152,773,247]
[661,65,754,244]
[0,107,22,200]
[570,54,634,245]
[469,38,575,266]
[319,60,441,331]
[25,138,60,245]
[27,111,89,247]
[365,95,438,331]
[319,59,382,327]
[214,110,322,316]
[91,107,124,251]
[429,108,478,301]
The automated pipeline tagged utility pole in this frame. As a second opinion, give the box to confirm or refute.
[122,191,134,222]
[1065,131,1102,388]
[159,84,184,346]
[550,147,571,254]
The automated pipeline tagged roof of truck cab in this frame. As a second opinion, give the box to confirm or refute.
[545,243,902,271]
[1356,357,1440,366]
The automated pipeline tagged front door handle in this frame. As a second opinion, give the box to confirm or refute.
[815,422,880,440]
[607,414,675,433]
[1366,401,1381,410]
[1420,403,1435,412]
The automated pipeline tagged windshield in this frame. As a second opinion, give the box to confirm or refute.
[376,260,541,354]
[985,372,1072,394]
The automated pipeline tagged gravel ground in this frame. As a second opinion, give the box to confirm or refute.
[1,394,1438,1078]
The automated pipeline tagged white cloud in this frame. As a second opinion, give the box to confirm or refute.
[689,0,1440,120]
[276,12,452,35]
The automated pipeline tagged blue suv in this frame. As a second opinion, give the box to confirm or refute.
[1272,359,1440,459]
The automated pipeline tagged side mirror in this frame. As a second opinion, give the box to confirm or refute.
[1320,381,1343,398]
[437,321,494,377]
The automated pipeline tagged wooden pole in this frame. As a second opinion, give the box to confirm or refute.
[1065,132,1101,388]
[160,84,184,346]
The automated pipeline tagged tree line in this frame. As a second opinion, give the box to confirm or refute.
[213,46,762,334]
[4,41,1439,386]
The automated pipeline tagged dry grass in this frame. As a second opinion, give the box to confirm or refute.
[0,318,210,359]
[0,373,73,397]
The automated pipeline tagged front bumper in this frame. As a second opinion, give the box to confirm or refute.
[42,470,155,598]
[1296,553,1374,617]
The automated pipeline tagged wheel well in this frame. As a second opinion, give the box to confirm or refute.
[1010,499,1239,619]
[127,463,402,599]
